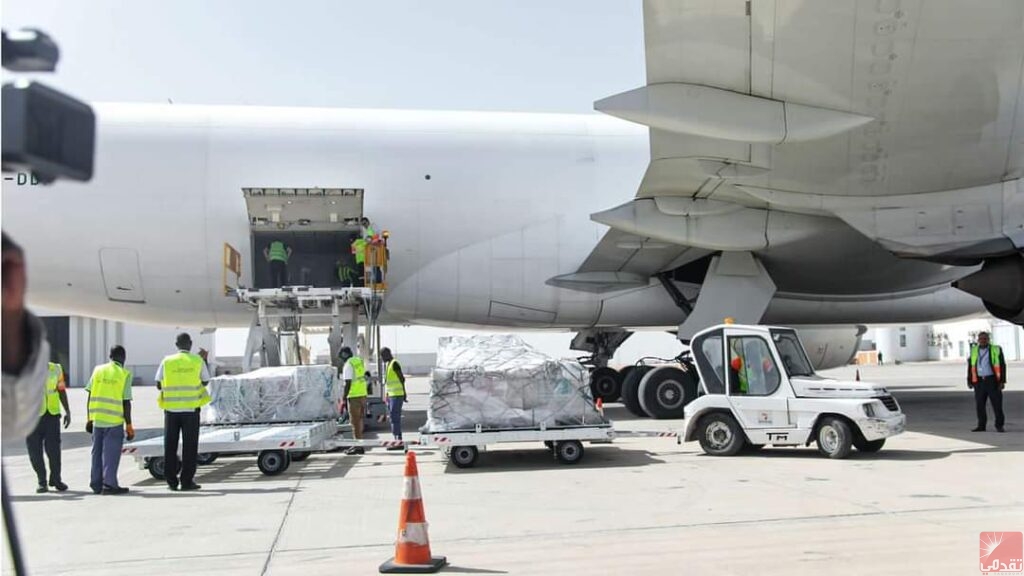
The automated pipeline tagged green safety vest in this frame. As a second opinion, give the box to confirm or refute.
[352,238,367,264]
[158,352,211,411]
[337,264,357,284]
[88,362,129,426]
[969,344,1003,383]
[346,357,368,399]
[40,362,63,416]
[268,241,289,262]
[364,226,377,239]
[385,360,405,397]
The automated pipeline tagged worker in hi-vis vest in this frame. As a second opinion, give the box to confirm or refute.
[155,333,211,491]
[381,347,406,450]
[968,331,1007,433]
[351,235,368,286]
[339,346,368,454]
[263,239,292,288]
[26,362,71,493]
[85,346,134,495]
[360,217,376,240]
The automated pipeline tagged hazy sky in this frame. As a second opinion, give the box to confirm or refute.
[2,0,645,112]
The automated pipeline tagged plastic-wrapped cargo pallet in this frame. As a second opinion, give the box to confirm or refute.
[202,365,341,424]
[423,334,608,432]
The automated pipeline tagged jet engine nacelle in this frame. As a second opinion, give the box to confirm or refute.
[790,325,867,371]
[953,254,1024,324]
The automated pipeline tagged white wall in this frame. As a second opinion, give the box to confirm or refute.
[871,324,929,363]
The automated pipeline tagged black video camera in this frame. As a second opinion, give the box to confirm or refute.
[2,29,95,184]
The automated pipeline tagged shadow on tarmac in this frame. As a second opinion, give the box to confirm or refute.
[894,389,1022,453]
[443,445,664,474]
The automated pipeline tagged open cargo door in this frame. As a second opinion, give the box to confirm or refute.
[243,188,365,289]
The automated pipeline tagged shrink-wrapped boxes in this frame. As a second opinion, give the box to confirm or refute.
[424,335,606,432]
[202,365,340,424]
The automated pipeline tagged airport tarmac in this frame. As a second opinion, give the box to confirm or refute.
[2,362,1021,575]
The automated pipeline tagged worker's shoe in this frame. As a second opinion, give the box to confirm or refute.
[971,427,986,432]
[167,483,179,491]
[101,486,129,495]
[49,480,68,492]
[35,484,48,494]
[180,483,201,492]
[996,427,1006,433]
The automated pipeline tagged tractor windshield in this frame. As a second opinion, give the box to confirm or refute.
[770,329,816,377]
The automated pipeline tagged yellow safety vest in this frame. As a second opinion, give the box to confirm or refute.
[40,362,63,416]
[969,344,1003,383]
[268,241,289,262]
[385,360,405,398]
[352,237,367,264]
[346,357,368,399]
[158,352,211,411]
[88,362,129,426]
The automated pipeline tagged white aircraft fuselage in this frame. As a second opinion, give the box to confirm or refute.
[2,103,983,331]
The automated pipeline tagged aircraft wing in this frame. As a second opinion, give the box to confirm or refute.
[559,0,1024,327]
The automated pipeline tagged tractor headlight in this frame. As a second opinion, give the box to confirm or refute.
[862,402,876,418]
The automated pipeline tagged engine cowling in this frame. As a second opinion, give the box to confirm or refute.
[953,254,1024,324]
[791,325,867,370]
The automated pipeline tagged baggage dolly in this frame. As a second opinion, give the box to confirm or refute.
[418,423,617,468]
[123,420,338,478]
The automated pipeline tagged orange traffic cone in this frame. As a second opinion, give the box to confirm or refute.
[595,397,604,415]
[379,451,447,573]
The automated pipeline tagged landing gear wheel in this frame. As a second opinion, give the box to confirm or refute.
[638,366,698,419]
[257,450,292,475]
[554,440,584,465]
[450,446,479,468]
[148,457,166,480]
[697,413,745,456]
[290,451,311,462]
[621,366,654,418]
[196,453,218,466]
[853,436,885,453]
[816,417,853,459]
[589,367,622,403]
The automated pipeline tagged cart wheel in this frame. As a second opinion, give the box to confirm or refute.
[450,446,479,468]
[290,451,311,462]
[554,440,585,465]
[257,450,291,475]
[197,453,218,466]
[148,457,166,480]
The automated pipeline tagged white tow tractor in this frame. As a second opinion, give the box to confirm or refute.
[682,323,906,459]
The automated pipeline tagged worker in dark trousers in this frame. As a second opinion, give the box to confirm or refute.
[968,331,1007,432]
[263,240,292,288]
[155,333,211,491]
[26,362,71,493]
[381,347,406,450]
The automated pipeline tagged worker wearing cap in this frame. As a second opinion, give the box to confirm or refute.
[86,346,134,495]
[263,240,292,288]
[339,346,368,455]
[155,333,211,491]
[381,347,406,450]
[26,362,71,493]
[968,331,1007,433]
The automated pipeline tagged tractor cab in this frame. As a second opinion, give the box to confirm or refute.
[684,323,906,459]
